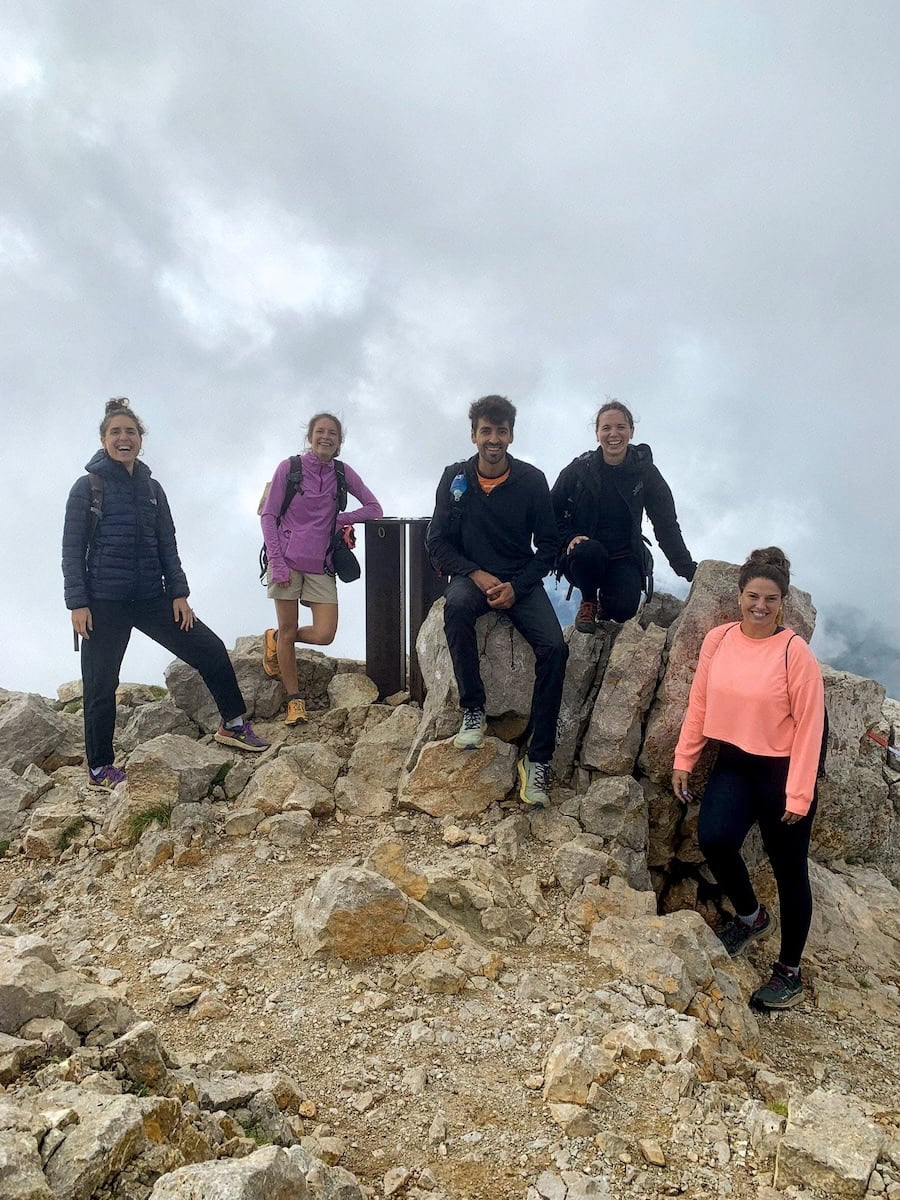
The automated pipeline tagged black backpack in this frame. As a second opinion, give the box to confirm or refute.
[258,455,348,582]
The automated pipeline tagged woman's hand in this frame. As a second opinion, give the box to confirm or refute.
[71,608,93,639]
[671,769,692,803]
[172,598,194,630]
[567,535,589,553]
[781,811,803,824]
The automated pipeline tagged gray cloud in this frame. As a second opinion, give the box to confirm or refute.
[2,2,897,698]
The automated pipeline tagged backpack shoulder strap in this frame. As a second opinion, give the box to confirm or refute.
[334,459,348,513]
[784,631,799,669]
[783,632,829,777]
[86,473,103,550]
[277,455,304,522]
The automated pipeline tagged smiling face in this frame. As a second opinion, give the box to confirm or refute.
[595,406,634,464]
[101,414,142,473]
[471,418,513,476]
[738,576,784,639]
[309,417,341,462]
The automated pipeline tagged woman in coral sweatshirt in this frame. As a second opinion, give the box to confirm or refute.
[260,412,382,726]
[671,547,825,1012]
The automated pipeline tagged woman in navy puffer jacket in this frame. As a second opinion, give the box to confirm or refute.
[62,399,269,786]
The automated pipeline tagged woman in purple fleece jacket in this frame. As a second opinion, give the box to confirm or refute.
[260,413,382,726]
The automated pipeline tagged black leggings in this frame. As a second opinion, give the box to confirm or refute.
[562,540,643,622]
[82,596,246,768]
[698,742,817,967]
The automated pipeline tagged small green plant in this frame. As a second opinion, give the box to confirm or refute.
[147,685,168,700]
[766,1100,788,1118]
[127,804,173,845]
[210,762,232,787]
[240,1122,271,1146]
[62,699,84,714]
[0,839,10,859]
[856,975,872,990]
[57,816,89,852]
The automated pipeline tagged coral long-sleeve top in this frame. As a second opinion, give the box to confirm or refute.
[673,622,825,815]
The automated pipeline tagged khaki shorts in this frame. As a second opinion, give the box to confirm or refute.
[267,568,338,606]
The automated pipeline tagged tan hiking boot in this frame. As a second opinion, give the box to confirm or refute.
[263,628,281,678]
[285,697,308,726]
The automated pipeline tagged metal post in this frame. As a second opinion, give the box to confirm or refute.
[408,518,446,703]
[364,520,406,699]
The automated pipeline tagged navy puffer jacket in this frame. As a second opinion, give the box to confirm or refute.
[62,450,190,610]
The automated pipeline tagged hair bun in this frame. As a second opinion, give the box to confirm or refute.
[747,546,790,574]
[106,397,131,414]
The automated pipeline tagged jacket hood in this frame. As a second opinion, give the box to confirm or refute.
[84,449,154,480]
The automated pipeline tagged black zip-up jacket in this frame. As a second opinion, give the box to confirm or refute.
[62,450,189,610]
[426,454,559,598]
[551,443,696,580]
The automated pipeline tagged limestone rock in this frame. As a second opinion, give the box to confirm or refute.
[327,672,378,709]
[0,694,73,774]
[815,667,894,873]
[126,735,232,807]
[565,876,657,930]
[543,1036,616,1103]
[150,1144,310,1199]
[640,559,815,784]
[399,737,517,818]
[553,840,617,896]
[0,933,134,1039]
[0,1129,53,1199]
[118,699,199,754]
[0,768,38,840]
[581,619,666,774]
[42,1088,182,1198]
[776,1087,885,1197]
[578,776,650,890]
[346,704,421,793]
[333,776,393,818]
[364,840,429,901]
[242,758,333,818]
[105,1021,172,1092]
[259,811,314,847]
[0,1032,45,1083]
[292,866,447,959]
[279,743,344,791]
[551,624,609,782]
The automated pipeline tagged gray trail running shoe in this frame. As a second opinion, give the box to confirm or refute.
[454,708,486,750]
[518,756,550,807]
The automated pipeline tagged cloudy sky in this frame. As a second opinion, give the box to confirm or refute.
[3,2,898,700]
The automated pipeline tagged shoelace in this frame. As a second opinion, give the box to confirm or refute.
[531,761,550,790]
[462,709,483,731]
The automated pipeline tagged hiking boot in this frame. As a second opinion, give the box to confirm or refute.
[750,962,804,1011]
[214,721,269,752]
[518,756,550,807]
[263,628,281,678]
[88,764,127,788]
[718,905,772,957]
[454,707,486,749]
[285,697,308,726]
[575,600,597,634]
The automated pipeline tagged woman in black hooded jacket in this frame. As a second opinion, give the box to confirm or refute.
[62,399,269,786]
[551,401,697,633]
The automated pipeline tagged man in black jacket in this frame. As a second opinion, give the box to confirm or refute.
[426,396,567,807]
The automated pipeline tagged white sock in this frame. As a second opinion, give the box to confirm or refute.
[738,905,760,926]
[225,717,244,729]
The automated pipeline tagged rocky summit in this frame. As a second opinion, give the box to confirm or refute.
[1,561,899,1200]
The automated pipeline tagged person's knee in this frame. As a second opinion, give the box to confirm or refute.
[277,621,299,642]
[305,628,336,647]
[603,596,640,623]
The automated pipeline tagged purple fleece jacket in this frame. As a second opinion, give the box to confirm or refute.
[260,453,383,581]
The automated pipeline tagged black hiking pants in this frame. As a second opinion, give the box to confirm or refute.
[81,596,246,768]
[562,540,643,622]
[443,575,568,763]
[698,742,817,968]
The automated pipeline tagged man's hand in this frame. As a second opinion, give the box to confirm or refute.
[567,535,589,553]
[486,581,516,610]
[71,608,92,639]
[172,598,195,631]
[469,570,502,595]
